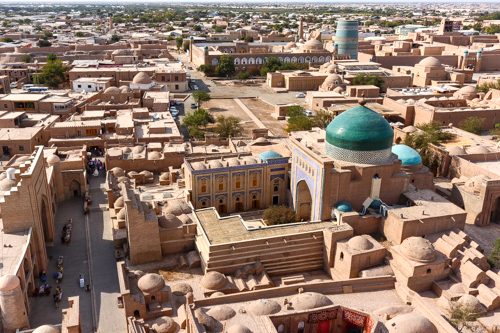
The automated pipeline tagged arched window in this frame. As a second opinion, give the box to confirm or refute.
[274,185,279,192]
[201,200,207,207]
[220,199,223,204]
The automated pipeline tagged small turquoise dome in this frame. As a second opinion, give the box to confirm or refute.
[204,45,208,50]
[326,105,394,152]
[392,144,422,166]
[369,200,381,210]
[258,150,283,162]
[337,202,352,212]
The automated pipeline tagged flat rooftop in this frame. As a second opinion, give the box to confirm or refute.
[195,208,333,245]
[1,94,48,102]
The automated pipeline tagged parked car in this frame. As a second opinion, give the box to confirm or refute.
[296,93,306,98]
[10,82,16,89]
[304,110,313,117]
[175,100,181,105]
[194,85,199,90]
[171,109,179,117]
[191,103,197,109]
[170,100,175,106]
[191,79,195,83]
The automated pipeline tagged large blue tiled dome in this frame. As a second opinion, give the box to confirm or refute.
[391,144,422,166]
[325,105,394,164]
[258,150,283,162]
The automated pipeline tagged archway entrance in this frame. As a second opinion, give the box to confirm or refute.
[490,197,500,224]
[41,196,53,242]
[251,194,259,209]
[296,180,312,221]
[69,180,81,197]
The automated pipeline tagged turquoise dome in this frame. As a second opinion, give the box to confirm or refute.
[337,202,352,212]
[258,150,283,162]
[392,144,422,166]
[326,105,394,152]
[369,200,381,210]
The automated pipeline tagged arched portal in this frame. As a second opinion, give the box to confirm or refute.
[296,180,312,221]
[41,195,54,242]
[69,179,81,197]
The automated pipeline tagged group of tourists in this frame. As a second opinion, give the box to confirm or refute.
[61,219,72,244]
[87,158,104,177]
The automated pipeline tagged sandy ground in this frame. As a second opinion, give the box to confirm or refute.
[240,98,288,137]
[203,98,258,137]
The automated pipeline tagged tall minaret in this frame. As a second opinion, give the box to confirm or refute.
[109,13,113,31]
[298,17,304,41]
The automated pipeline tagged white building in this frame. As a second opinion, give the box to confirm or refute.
[72,77,112,93]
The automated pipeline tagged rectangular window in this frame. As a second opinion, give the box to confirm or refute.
[86,129,98,136]
[252,179,257,186]
[88,85,91,88]
[3,104,6,108]
[78,85,82,88]
[19,145,24,151]
[175,76,178,81]
[219,183,223,191]
[201,185,207,192]
[236,181,241,189]
[162,76,165,81]
[175,85,179,90]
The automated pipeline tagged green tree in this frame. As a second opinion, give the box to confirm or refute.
[37,39,51,47]
[214,26,223,33]
[75,31,84,37]
[448,301,481,332]
[2,37,13,42]
[352,73,385,90]
[181,108,215,139]
[312,110,334,129]
[43,31,53,38]
[193,25,201,31]
[214,115,243,138]
[488,238,500,269]
[183,40,190,52]
[286,105,313,133]
[175,36,183,51]
[236,71,250,81]
[191,90,211,107]
[458,116,486,135]
[477,79,500,93]
[111,34,119,42]
[263,205,296,225]
[47,53,57,62]
[260,57,304,76]
[197,64,214,75]
[486,25,500,34]
[38,57,67,88]
[21,54,32,63]
[404,121,454,169]
[216,54,235,76]
[244,36,254,42]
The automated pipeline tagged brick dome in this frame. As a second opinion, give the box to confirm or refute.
[150,316,175,333]
[200,271,226,290]
[47,154,60,164]
[227,325,253,333]
[137,273,165,293]
[133,72,152,84]
[400,237,436,263]
[348,236,374,251]
[0,274,20,291]
[386,313,437,333]
[32,325,61,333]
[114,196,124,208]
[248,299,281,316]
[290,292,333,310]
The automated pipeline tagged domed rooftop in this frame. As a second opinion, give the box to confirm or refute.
[243,156,258,164]
[369,199,381,210]
[290,292,333,311]
[457,294,482,313]
[150,316,176,333]
[248,299,281,316]
[158,214,182,228]
[114,196,124,209]
[209,160,223,168]
[191,162,206,170]
[336,202,352,212]
[227,325,253,333]
[0,178,15,191]
[467,146,490,154]
[200,271,226,290]
[32,325,61,333]
[148,151,162,160]
[0,274,20,291]
[386,313,437,333]
[164,199,191,216]
[171,283,193,296]
[348,236,374,251]
[255,137,267,143]
[392,144,422,166]
[140,170,152,178]
[458,86,477,94]
[418,57,442,67]
[117,208,126,220]
[178,214,193,224]
[133,72,152,84]
[132,145,145,154]
[400,237,436,263]
[465,175,489,191]
[104,87,121,94]
[302,38,323,50]
[324,73,342,85]
[121,86,132,93]
[122,147,132,154]
[258,150,283,162]
[227,158,240,166]
[207,305,236,321]
[402,125,418,134]
[333,86,344,93]
[137,273,165,293]
[325,105,394,164]
[47,154,60,164]
[447,146,467,156]
[111,167,125,177]
[284,42,296,50]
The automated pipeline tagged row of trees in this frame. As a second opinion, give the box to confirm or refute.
[285,106,334,133]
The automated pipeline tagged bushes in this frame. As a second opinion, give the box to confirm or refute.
[263,205,296,225]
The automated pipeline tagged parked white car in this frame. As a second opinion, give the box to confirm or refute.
[175,100,181,105]
[194,85,199,90]
[296,93,306,98]
[304,110,313,117]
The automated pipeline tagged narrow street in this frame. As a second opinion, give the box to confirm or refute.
[29,170,126,333]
